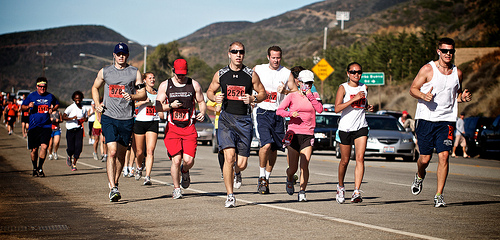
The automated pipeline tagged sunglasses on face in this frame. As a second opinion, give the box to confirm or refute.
[229,49,245,55]
[348,70,362,75]
[37,85,47,88]
[439,49,455,54]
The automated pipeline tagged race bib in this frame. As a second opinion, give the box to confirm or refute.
[146,106,157,116]
[447,125,454,140]
[350,94,366,109]
[23,111,29,116]
[172,108,189,122]
[264,91,277,103]
[226,85,246,101]
[37,105,49,113]
[109,85,125,98]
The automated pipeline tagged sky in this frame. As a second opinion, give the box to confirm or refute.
[0,0,321,46]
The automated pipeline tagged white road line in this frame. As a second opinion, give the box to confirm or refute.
[387,182,411,187]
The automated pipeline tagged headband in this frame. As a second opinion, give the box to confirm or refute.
[37,81,47,86]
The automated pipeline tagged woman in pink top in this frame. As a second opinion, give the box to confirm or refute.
[277,70,323,202]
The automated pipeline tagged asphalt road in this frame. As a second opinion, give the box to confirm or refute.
[1,122,499,239]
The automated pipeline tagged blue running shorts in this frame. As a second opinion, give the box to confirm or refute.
[256,108,285,152]
[415,119,454,155]
[101,114,134,147]
[218,111,253,157]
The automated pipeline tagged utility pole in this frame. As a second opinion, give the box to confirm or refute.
[36,51,52,77]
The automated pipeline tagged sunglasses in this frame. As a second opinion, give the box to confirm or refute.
[37,85,47,88]
[229,49,245,54]
[439,49,455,54]
[348,70,363,75]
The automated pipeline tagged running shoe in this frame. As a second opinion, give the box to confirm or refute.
[93,152,99,161]
[180,165,190,189]
[257,177,269,194]
[234,172,242,189]
[434,195,446,208]
[101,154,107,162]
[286,179,294,195]
[127,168,134,178]
[135,167,143,181]
[66,156,72,167]
[225,194,236,208]
[298,190,307,202]
[109,187,121,202]
[48,154,53,160]
[32,169,38,177]
[123,168,129,178]
[53,152,58,160]
[293,174,299,185]
[351,190,363,203]
[411,173,424,195]
[37,168,45,177]
[336,184,345,204]
[143,176,152,185]
[71,165,77,171]
[172,188,183,199]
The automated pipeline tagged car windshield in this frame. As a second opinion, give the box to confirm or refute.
[316,115,339,128]
[366,116,404,131]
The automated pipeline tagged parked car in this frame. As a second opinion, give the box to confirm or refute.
[322,103,335,112]
[376,110,412,121]
[195,111,214,145]
[81,98,94,113]
[479,115,500,158]
[339,114,417,161]
[16,89,31,99]
[313,112,340,151]
[464,116,494,155]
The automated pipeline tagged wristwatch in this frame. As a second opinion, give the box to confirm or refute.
[253,95,257,102]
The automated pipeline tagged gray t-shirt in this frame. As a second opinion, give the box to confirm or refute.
[102,65,138,120]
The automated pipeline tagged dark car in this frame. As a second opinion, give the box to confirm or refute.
[313,112,341,151]
[464,116,494,155]
[479,115,500,158]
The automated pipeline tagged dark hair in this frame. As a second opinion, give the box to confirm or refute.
[142,72,154,80]
[36,77,48,84]
[228,41,245,51]
[346,62,362,72]
[267,46,282,57]
[438,37,455,48]
[72,90,84,101]
[290,66,306,79]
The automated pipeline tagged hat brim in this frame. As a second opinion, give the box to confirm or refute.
[175,70,187,75]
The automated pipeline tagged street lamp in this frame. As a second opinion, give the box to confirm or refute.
[73,64,99,73]
[79,52,113,64]
[128,41,148,73]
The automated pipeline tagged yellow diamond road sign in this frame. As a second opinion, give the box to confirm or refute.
[312,58,334,81]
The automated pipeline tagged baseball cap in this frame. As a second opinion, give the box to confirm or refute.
[173,59,188,75]
[114,42,129,54]
[402,110,409,115]
[298,70,315,83]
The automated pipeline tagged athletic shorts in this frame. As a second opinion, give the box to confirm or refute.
[217,111,253,157]
[6,116,16,125]
[256,108,285,152]
[92,128,102,137]
[415,119,454,155]
[164,123,197,158]
[288,134,315,152]
[336,127,369,145]
[454,133,466,147]
[101,114,134,147]
[27,127,51,149]
[21,115,29,123]
[133,120,159,134]
[51,129,61,137]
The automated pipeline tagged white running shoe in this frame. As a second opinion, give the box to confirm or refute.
[135,167,143,180]
[351,190,363,203]
[53,152,58,160]
[411,173,424,195]
[298,191,307,202]
[172,188,183,199]
[93,152,99,161]
[143,176,152,185]
[434,194,446,208]
[336,185,345,204]
[48,154,53,160]
[234,173,242,189]
[225,194,236,208]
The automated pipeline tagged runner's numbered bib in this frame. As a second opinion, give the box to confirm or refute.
[109,85,125,98]
[38,105,49,113]
[172,108,189,122]
[227,85,245,101]
[350,94,366,109]
[264,91,277,103]
[146,106,157,116]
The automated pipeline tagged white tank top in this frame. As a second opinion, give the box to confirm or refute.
[415,61,459,122]
[135,89,160,122]
[254,64,290,111]
[337,82,368,132]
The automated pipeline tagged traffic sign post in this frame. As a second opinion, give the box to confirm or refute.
[360,72,385,85]
[312,58,335,99]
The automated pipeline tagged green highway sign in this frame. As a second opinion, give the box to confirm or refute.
[360,72,385,86]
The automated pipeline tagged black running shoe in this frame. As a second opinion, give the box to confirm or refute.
[37,169,45,177]
[32,169,39,177]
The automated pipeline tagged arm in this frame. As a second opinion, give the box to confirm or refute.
[193,80,207,122]
[249,71,267,104]
[92,69,105,112]
[276,94,293,118]
[155,80,170,112]
[206,72,221,103]
[286,73,298,94]
[409,64,434,102]
[307,92,323,113]
[456,69,472,103]
[129,70,147,101]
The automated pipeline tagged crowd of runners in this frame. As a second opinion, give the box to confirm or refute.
[4,37,472,208]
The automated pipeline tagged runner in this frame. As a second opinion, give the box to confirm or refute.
[91,42,146,202]
[253,45,297,194]
[277,70,323,202]
[206,91,224,179]
[206,41,266,207]
[92,103,107,162]
[4,96,18,135]
[47,108,62,160]
[21,77,60,177]
[334,62,374,204]
[19,93,30,138]
[133,72,160,185]
[62,91,88,171]
[409,37,472,207]
[156,59,207,199]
